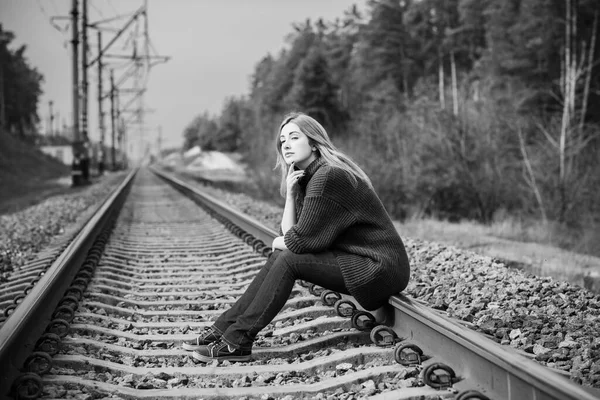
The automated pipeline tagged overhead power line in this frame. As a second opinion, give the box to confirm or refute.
[39,0,170,176]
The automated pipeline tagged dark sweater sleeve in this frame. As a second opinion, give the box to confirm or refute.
[284,168,357,253]
[284,196,355,253]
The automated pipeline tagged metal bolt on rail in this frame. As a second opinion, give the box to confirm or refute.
[46,318,70,337]
[334,299,357,317]
[422,362,458,390]
[308,283,325,297]
[350,310,377,331]
[11,372,43,400]
[395,342,424,366]
[370,324,398,346]
[320,289,342,306]
[34,333,61,356]
[23,352,52,375]
[455,390,491,400]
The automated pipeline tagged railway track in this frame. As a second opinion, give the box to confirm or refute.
[0,168,598,400]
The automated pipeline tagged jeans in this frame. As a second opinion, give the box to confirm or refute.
[211,249,350,350]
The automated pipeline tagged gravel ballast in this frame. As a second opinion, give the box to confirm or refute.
[0,172,127,282]
[3,169,599,393]
[190,180,600,390]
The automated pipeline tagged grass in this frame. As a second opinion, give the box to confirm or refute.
[488,215,600,257]
[396,216,600,292]
[397,214,600,257]
[0,132,71,215]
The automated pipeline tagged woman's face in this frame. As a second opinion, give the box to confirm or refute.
[279,122,317,169]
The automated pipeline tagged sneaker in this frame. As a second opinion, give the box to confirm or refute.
[192,339,252,363]
[181,328,220,351]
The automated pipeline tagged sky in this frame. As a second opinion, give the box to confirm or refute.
[0,0,366,158]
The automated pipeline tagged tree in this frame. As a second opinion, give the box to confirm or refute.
[541,0,599,222]
[286,46,346,133]
[456,0,486,64]
[261,21,318,115]
[0,25,44,137]
[350,0,415,98]
[180,0,600,239]
[216,97,245,152]
[322,5,365,110]
[182,112,218,151]
[404,0,466,112]
[404,0,446,108]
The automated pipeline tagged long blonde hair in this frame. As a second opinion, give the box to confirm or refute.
[275,112,372,197]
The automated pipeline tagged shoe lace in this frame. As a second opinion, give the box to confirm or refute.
[208,339,227,356]
[198,328,213,340]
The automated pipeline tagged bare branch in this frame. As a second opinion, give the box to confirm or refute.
[535,121,559,149]
[517,125,547,222]
[579,8,598,132]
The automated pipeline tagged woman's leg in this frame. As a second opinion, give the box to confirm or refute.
[219,249,348,350]
[210,250,283,335]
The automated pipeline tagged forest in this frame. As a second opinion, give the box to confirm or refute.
[0,24,44,139]
[181,0,600,256]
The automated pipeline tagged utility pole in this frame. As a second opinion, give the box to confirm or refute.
[80,0,90,182]
[0,30,9,134]
[97,30,105,174]
[81,0,88,141]
[71,0,81,186]
[110,69,116,170]
[118,115,126,168]
[157,125,162,157]
[48,100,54,136]
[116,92,123,167]
[0,49,4,134]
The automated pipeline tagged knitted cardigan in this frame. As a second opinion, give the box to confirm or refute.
[283,158,411,310]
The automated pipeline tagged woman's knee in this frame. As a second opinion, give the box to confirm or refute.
[278,250,306,265]
[262,249,282,270]
[270,250,301,276]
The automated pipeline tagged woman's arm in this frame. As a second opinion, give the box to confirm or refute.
[284,196,354,253]
[280,193,296,235]
[280,163,304,235]
[284,168,357,253]
[274,164,305,251]
[273,194,296,251]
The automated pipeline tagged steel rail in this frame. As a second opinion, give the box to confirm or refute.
[151,167,278,245]
[0,170,137,396]
[389,295,599,400]
[152,166,600,400]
